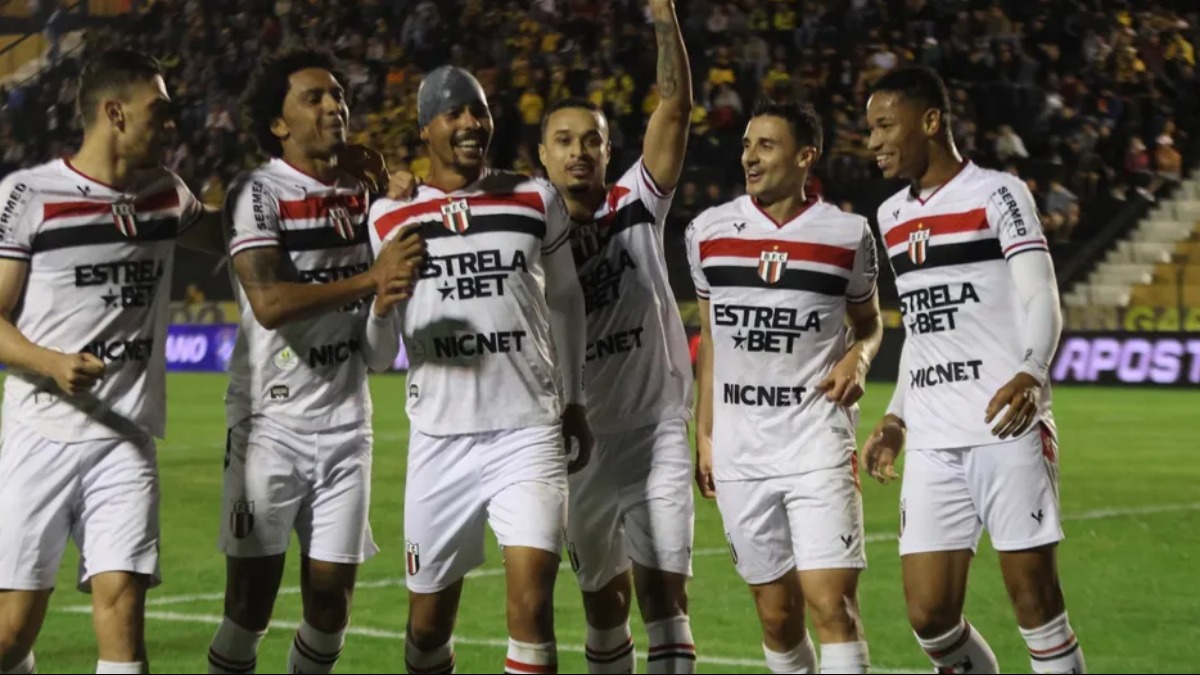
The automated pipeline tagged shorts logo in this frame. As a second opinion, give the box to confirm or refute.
[408,384,419,399]
[757,247,788,284]
[406,541,421,575]
[725,533,738,564]
[112,201,138,237]
[840,534,854,549]
[440,198,470,233]
[907,223,929,265]
[230,500,255,539]
[328,204,356,240]
[566,542,581,572]
[1031,509,1044,524]
[899,498,907,538]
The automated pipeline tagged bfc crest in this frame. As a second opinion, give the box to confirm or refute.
[757,248,788,284]
[112,201,138,237]
[908,223,930,265]
[440,199,471,233]
[328,204,356,240]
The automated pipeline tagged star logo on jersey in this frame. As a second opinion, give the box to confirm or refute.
[111,201,138,237]
[732,331,748,349]
[328,203,356,240]
[908,223,930,265]
[757,246,788,284]
[438,282,456,300]
[440,198,471,233]
[101,290,120,308]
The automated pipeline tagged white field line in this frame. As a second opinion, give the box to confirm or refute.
[68,500,1200,610]
[56,607,929,672]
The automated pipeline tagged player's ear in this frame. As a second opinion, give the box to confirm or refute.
[270,116,289,144]
[419,126,429,144]
[537,140,548,167]
[923,108,943,137]
[104,99,124,131]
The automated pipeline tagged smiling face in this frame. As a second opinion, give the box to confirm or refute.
[421,100,494,175]
[741,114,816,202]
[865,90,941,181]
[538,106,610,196]
[273,67,349,160]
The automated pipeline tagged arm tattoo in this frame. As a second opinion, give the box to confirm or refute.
[236,248,290,286]
[654,20,680,99]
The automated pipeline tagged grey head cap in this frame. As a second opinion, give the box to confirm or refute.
[417,66,488,129]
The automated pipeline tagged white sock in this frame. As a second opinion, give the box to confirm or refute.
[914,618,999,674]
[504,639,557,674]
[405,633,456,674]
[1,651,35,675]
[585,623,634,674]
[763,634,817,674]
[95,662,145,674]
[208,617,266,674]
[1020,612,1086,674]
[819,641,869,674]
[287,620,345,674]
[646,615,696,674]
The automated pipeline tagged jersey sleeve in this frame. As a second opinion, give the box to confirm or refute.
[174,173,205,232]
[986,176,1049,261]
[541,186,572,257]
[846,219,879,304]
[225,175,281,257]
[684,218,709,300]
[633,156,675,227]
[0,174,37,262]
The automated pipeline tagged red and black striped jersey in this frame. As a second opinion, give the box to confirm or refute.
[224,158,374,430]
[0,158,203,441]
[876,161,1054,450]
[686,196,878,481]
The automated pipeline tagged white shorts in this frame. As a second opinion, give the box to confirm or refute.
[0,418,160,591]
[716,463,865,585]
[404,424,568,594]
[219,415,378,564]
[899,423,1064,556]
[565,418,695,592]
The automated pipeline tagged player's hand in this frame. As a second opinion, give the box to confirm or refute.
[695,432,715,498]
[49,351,106,396]
[985,371,1042,440]
[815,346,868,407]
[386,169,419,202]
[863,414,904,485]
[371,229,425,316]
[337,144,389,194]
[561,404,594,474]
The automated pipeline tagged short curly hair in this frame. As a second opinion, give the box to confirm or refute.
[243,49,346,157]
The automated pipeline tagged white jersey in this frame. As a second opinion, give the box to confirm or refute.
[224,159,374,430]
[686,197,879,481]
[571,158,692,433]
[369,170,574,436]
[0,159,203,441]
[877,161,1054,451]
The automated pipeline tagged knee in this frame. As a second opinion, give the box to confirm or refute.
[303,587,352,633]
[92,574,148,620]
[583,576,633,629]
[805,592,859,637]
[407,619,452,652]
[755,599,800,647]
[635,571,688,623]
[906,602,960,639]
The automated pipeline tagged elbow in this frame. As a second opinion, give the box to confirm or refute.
[254,310,282,331]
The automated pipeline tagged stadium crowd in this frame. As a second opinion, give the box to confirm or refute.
[0,0,1197,292]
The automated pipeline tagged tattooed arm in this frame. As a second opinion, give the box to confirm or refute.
[642,0,692,193]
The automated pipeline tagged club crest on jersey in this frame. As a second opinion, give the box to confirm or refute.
[328,204,356,240]
[757,247,788,284]
[908,223,930,265]
[571,222,601,258]
[111,201,138,237]
[440,198,471,233]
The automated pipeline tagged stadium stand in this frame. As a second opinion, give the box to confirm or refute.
[0,0,1197,329]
